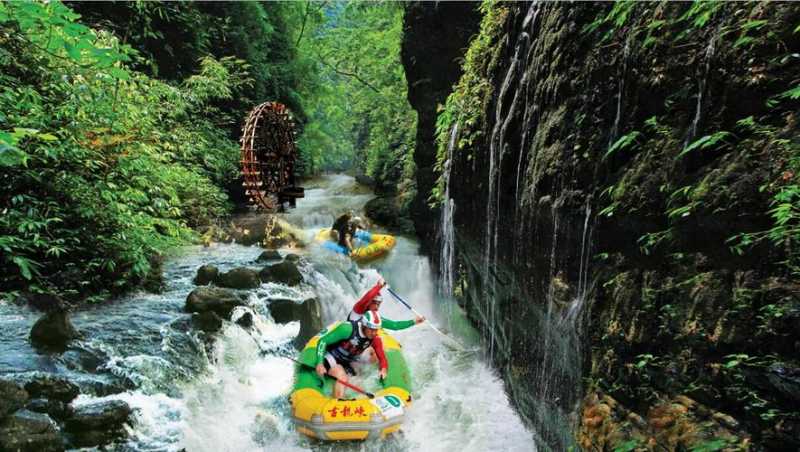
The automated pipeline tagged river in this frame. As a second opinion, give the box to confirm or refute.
[0,174,534,451]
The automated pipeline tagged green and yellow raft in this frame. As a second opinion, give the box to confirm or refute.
[289,322,412,441]
[315,228,396,263]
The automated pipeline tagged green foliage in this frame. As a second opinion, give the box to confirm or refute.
[612,440,641,452]
[0,1,239,300]
[638,228,675,255]
[726,116,800,273]
[679,1,724,29]
[431,3,508,206]
[689,438,732,452]
[677,131,733,159]
[604,131,642,160]
[292,1,416,198]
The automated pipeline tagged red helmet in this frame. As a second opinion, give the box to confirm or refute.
[361,311,382,330]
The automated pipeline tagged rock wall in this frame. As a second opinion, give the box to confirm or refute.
[404,2,800,449]
[401,1,481,250]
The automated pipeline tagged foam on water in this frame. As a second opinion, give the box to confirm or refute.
[0,175,534,451]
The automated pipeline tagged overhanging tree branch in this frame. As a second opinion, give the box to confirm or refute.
[314,49,381,93]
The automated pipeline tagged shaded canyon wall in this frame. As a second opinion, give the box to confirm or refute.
[404,2,800,450]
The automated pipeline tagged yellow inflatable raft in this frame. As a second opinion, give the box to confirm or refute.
[315,228,396,263]
[290,324,412,440]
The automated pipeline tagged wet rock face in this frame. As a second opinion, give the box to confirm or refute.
[260,261,303,286]
[25,399,71,422]
[0,409,63,452]
[193,264,219,285]
[191,311,223,334]
[30,310,81,350]
[401,1,481,247]
[65,400,132,448]
[0,379,28,418]
[215,267,261,290]
[405,1,800,448]
[364,196,415,234]
[185,287,247,319]
[228,213,305,248]
[268,298,322,348]
[24,376,79,403]
[256,250,282,263]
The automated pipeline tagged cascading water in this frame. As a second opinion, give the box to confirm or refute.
[608,37,631,148]
[439,123,459,298]
[484,1,540,361]
[0,174,534,451]
[684,35,716,148]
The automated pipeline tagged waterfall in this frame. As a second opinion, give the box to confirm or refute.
[439,123,459,297]
[684,35,716,148]
[608,37,631,149]
[484,1,540,360]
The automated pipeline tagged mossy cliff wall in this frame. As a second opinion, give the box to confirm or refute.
[401,2,481,250]
[404,2,800,450]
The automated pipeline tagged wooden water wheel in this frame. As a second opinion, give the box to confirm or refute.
[240,101,304,210]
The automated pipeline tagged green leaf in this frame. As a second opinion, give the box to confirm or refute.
[0,143,27,167]
[604,131,641,160]
[741,19,767,31]
[11,256,37,280]
[107,67,130,81]
[734,35,755,48]
[677,132,732,159]
[778,85,800,100]
[37,133,58,142]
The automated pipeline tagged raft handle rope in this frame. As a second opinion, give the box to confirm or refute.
[386,287,468,351]
[243,326,375,398]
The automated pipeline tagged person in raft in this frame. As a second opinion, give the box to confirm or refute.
[331,213,354,255]
[348,277,425,329]
[315,311,386,399]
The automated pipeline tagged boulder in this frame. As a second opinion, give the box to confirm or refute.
[261,216,305,249]
[268,298,322,348]
[25,399,71,421]
[193,264,219,286]
[228,214,305,248]
[30,311,80,350]
[256,250,282,262]
[0,379,28,419]
[284,254,301,263]
[191,311,223,333]
[185,287,247,319]
[66,399,132,430]
[364,196,414,234]
[235,312,254,329]
[65,400,132,448]
[215,267,261,290]
[355,174,375,187]
[260,261,303,286]
[24,375,79,403]
[0,409,63,452]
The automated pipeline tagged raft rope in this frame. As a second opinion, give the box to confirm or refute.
[386,287,468,351]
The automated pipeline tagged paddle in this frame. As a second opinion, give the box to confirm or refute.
[385,286,468,351]
[243,327,375,398]
[284,355,375,399]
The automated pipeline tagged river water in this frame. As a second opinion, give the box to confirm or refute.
[0,174,534,451]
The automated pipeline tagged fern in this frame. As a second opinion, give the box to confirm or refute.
[604,131,642,160]
[677,131,732,159]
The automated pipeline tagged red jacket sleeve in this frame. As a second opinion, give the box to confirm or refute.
[372,336,388,371]
[352,281,383,315]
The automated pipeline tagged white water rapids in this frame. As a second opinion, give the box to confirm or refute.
[0,175,534,451]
